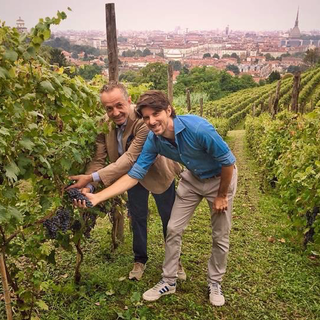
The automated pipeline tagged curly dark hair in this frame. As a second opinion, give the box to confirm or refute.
[135,90,176,118]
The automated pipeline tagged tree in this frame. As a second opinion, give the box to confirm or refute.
[304,48,320,66]
[287,65,301,74]
[213,53,220,59]
[226,64,240,75]
[267,71,281,83]
[77,64,102,80]
[280,53,291,60]
[258,79,266,86]
[135,49,143,57]
[138,62,168,90]
[71,52,78,59]
[169,60,182,71]
[231,53,240,63]
[119,70,139,83]
[203,53,211,58]
[142,48,152,57]
[264,53,275,61]
[50,48,67,67]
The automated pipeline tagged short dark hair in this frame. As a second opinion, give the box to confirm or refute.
[135,90,176,118]
[100,81,129,99]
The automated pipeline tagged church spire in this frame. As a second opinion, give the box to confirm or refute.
[294,7,299,28]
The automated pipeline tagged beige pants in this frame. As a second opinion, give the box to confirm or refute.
[162,166,238,284]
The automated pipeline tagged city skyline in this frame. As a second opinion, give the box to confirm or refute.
[1,0,320,33]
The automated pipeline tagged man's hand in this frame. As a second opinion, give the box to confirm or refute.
[213,196,228,213]
[67,174,93,190]
[73,191,100,208]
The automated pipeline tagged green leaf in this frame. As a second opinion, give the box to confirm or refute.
[0,67,9,79]
[5,161,20,182]
[8,67,15,78]
[43,29,51,40]
[0,206,10,223]
[32,36,43,45]
[8,206,23,221]
[0,128,10,136]
[19,138,35,150]
[39,155,51,170]
[4,49,18,62]
[36,300,49,311]
[27,45,36,58]
[40,80,55,93]
[60,158,72,171]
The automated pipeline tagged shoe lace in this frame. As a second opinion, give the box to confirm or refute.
[153,280,166,290]
[209,283,222,295]
[153,279,175,290]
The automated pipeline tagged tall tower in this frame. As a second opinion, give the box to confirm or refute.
[294,7,299,28]
[289,8,301,38]
[225,25,229,36]
[16,17,27,33]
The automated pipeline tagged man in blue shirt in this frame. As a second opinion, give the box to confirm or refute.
[77,90,238,307]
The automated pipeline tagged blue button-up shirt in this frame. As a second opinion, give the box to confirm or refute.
[128,115,236,180]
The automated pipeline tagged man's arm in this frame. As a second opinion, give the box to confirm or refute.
[213,164,234,213]
[196,119,236,213]
[75,174,138,207]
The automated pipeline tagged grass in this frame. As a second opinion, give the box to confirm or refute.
[2,129,320,320]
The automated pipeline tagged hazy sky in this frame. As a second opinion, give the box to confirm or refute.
[1,0,320,32]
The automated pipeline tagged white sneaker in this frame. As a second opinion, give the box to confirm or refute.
[143,280,176,301]
[177,262,187,281]
[208,282,225,306]
[129,262,146,281]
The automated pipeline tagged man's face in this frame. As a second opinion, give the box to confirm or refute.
[101,88,131,125]
[141,106,172,136]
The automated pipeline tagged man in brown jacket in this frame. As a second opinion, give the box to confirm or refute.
[69,82,185,281]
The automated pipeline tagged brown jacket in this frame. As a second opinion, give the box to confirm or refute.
[86,105,181,194]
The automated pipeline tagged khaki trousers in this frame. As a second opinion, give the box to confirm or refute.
[162,166,238,284]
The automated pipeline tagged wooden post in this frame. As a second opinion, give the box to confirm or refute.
[268,94,273,114]
[252,103,256,116]
[105,3,118,81]
[310,99,314,112]
[186,89,191,112]
[199,98,203,117]
[167,63,173,105]
[291,71,301,113]
[272,79,281,118]
[0,249,13,320]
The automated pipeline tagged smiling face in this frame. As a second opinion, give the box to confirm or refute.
[141,106,174,139]
[101,88,131,125]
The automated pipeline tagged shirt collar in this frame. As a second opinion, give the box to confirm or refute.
[173,116,186,135]
[116,119,127,131]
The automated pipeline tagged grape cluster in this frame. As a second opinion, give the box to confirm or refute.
[66,188,93,208]
[43,208,71,239]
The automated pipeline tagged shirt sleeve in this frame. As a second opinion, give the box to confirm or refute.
[128,132,159,180]
[196,119,236,166]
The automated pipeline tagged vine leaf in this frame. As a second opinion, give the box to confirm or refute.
[4,161,20,182]
[40,80,55,93]
[4,49,18,62]
[19,138,35,150]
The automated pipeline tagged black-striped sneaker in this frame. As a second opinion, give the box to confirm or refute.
[143,280,176,301]
[208,282,225,306]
